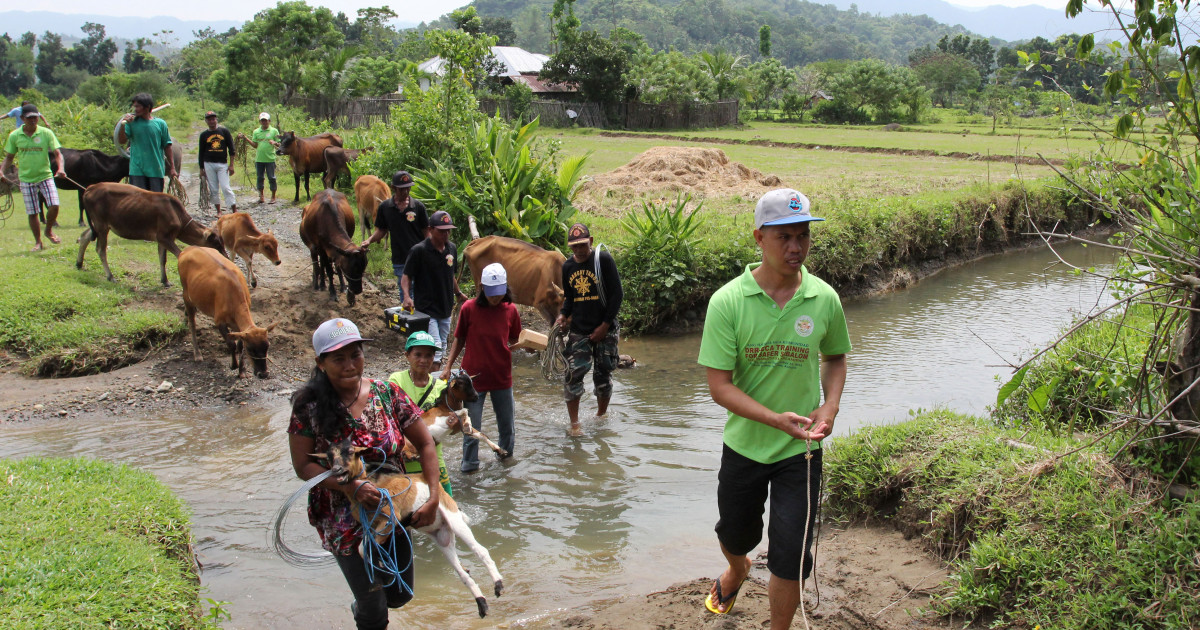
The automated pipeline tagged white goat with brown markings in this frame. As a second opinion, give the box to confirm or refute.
[317,436,504,618]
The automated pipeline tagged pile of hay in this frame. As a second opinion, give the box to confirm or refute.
[580,146,783,198]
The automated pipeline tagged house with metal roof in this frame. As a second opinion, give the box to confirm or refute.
[416,45,576,97]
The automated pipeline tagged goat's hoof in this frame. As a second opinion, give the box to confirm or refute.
[475,596,488,618]
[495,580,503,596]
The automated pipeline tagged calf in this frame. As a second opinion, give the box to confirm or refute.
[318,437,504,618]
[299,189,367,305]
[178,246,276,378]
[78,182,225,287]
[402,372,509,461]
[463,235,566,324]
[353,174,389,235]
[321,145,374,190]
[214,212,281,289]
[276,131,343,203]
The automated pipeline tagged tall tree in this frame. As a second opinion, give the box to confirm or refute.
[123,38,160,74]
[426,26,497,134]
[758,24,771,58]
[540,29,629,105]
[224,1,344,103]
[0,35,35,96]
[69,22,117,76]
[35,32,66,85]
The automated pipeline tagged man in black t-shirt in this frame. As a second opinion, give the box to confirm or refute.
[554,223,623,436]
[198,111,236,214]
[402,210,468,365]
[361,170,428,301]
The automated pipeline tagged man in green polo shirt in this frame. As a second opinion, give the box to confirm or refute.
[697,188,850,628]
[238,113,280,204]
[1,104,66,251]
[117,93,175,192]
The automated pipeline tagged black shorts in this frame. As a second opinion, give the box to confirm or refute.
[715,443,822,581]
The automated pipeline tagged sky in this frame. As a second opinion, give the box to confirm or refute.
[13,0,1073,26]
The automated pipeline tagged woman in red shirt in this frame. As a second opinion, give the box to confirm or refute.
[441,263,521,473]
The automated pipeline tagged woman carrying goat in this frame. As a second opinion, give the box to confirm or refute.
[287,317,440,630]
[441,263,522,473]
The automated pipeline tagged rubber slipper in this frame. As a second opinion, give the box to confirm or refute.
[704,575,743,615]
[31,244,43,252]
[46,233,61,244]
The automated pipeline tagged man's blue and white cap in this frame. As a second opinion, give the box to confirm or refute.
[312,318,372,355]
[754,188,824,229]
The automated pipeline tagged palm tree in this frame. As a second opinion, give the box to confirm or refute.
[699,48,747,101]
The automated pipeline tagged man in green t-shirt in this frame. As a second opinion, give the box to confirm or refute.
[238,113,279,204]
[697,188,850,627]
[1,104,66,251]
[117,93,175,193]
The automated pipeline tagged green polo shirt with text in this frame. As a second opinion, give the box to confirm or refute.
[698,263,852,464]
[4,126,61,183]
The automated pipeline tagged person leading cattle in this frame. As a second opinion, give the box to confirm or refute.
[198,111,237,215]
[553,223,623,437]
[238,113,279,204]
[696,189,850,627]
[117,93,174,192]
[360,170,428,302]
[1,104,65,251]
[401,210,468,366]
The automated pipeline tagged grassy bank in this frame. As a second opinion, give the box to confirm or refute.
[824,411,1200,628]
[0,457,209,629]
[602,177,1102,334]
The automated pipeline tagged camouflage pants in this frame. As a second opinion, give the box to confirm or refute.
[564,327,619,401]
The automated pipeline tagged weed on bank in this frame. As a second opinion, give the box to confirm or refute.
[824,412,1200,629]
[0,457,208,629]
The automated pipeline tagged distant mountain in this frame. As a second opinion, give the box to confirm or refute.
[0,11,421,44]
[819,1,1119,42]
[0,11,241,44]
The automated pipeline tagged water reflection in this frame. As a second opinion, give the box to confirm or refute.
[0,241,1114,628]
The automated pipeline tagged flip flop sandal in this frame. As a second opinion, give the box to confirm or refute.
[704,576,743,615]
[46,234,61,244]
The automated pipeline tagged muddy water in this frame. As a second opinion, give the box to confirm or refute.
[0,242,1114,629]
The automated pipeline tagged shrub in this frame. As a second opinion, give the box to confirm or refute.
[505,81,534,123]
[811,98,870,124]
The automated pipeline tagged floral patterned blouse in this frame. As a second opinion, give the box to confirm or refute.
[287,379,420,556]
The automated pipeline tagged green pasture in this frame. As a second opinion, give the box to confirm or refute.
[543,128,1060,218]
[593,120,1106,161]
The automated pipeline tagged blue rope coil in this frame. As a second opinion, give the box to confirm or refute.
[357,484,416,595]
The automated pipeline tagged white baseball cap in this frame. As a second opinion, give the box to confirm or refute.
[481,263,507,297]
[312,318,371,355]
[754,188,824,229]
[259,112,271,121]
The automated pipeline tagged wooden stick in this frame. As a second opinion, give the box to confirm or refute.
[151,103,171,113]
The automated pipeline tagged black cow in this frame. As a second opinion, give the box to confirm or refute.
[55,149,130,226]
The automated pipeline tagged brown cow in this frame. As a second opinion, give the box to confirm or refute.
[299,189,368,305]
[321,145,374,190]
[78,182,225,287]
[352,174,390,235]
[276,131,343,203]
[463,235,565,324]
[214,212,281,289]
[178,246,276,379]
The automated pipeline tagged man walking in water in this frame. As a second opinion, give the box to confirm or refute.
[554,223,623,437]
[697,189,850,628]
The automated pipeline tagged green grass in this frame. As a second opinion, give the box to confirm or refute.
[825,411,1200,629]
[0,457,208,629]
[0,192,187,376]
[543,127,1062,218]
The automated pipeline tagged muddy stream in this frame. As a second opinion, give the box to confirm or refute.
[0,240,1114,628]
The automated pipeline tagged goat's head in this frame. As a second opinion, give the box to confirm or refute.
[313,436,367,486]
[447,371,480,405]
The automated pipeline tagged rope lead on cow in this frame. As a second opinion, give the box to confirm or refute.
[540,329,569,382]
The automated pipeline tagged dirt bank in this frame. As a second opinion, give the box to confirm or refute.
[525,525,961,630]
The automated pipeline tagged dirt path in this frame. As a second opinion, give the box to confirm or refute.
[530,525,959,629]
